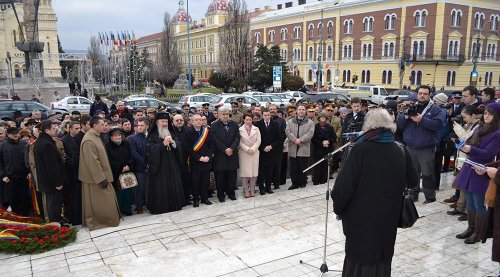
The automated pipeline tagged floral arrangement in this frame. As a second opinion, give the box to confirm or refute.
[0,210,77,254]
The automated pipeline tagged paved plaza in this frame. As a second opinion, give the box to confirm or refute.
[1,172,499,277]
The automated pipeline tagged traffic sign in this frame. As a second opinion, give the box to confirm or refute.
[273,66,282,88]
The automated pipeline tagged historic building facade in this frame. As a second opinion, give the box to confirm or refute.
[251,0,500,90]
[0,0,61,79]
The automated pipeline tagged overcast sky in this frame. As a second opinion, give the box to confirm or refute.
[53,0,275,51]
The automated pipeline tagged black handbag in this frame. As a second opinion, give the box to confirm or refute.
[395,142,420,228]
[398,188,419,228]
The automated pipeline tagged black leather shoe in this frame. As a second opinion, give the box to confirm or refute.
[409,195,418,202]
[423,199,436,204]
[274,185,280,189]
[193,200,200,207]
[201,199,212,205]
[260,190,265,195]
[288,185,299,190]
[458,214,468,221]
[447,209,465,216]
[228,195,237,201]
[266,189,274,194]
[186,200,193,205]
[300,184,306,188]
[218,197,225,203]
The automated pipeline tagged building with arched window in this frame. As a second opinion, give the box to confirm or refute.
[0,0,61,78]
[251,0,500,90]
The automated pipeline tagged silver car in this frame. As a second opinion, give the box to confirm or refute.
[178,93,215,112]
[208,94,260,110]
[251,94,285,107]
[50,96,93,113]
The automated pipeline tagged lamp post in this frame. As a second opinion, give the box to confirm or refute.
[470,20,489,86]
[6,52,13,99]
[186,0,192,93]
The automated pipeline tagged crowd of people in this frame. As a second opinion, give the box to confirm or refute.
[0,85,498,276]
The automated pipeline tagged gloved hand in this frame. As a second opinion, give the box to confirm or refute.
[99,180,109,189]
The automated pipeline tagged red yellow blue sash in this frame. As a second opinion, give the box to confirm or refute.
[193,128,208,152]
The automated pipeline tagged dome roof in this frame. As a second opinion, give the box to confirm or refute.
[207,0,230,13]
[172,10,192,22]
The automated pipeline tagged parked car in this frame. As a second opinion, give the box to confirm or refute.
[50,96,93,113]
[0,101,66,120]
[123,98,181,113]
[298,93,350,105]
[242,91,264,96]
[251,94,285,107]
[384,90,417,102]
[178,93,215,112]
[123,94,156,100]
[282,91,305,101]
[208,94,260,110]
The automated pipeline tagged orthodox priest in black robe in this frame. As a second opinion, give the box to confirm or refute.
[146,112,185,214]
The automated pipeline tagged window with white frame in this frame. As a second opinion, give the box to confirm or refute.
[342,70,351,82]
[308,46,314,61]
[343,44,353,60]
[446,71,456,86]
[294,26,302,39]
[475,12,485,29]
[280,48,288,62]
[412,40,426,57]
[344,19,354,34]
[363,17,374,32]
[308,24,314,39]
[484,71,493,86]
[486,42,497,59]
[317,22,323,37]
[326,69,332,82]
[384,14,397,30]
[382,70,392,84]
[414,9,428,27]
[255,32,261,44]
[327,45,333,60]
[410,70,423,85]
[327,21,334,37]
[490,15,499,31]
[268,30,275,42]
[383,42,395,58]
[451,9,462,27]
[471,42,482,59]
[293,48,301,61]
[317,45,324,61]
[281,28,288,41]
[361,70,371,83]
[448,40,460,57]
[308,69,313,81]
[362,43,373,59]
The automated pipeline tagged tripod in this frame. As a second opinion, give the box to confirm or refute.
[299,142,351,276]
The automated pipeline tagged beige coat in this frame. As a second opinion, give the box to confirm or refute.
[286,117,315,158]
[78,130,120,231]
[238,125,261,177]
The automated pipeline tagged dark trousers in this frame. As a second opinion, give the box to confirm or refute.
[191,168,209,201]
[117,188,132,215]
[215,170,236,199]
[290,157,309,187]
[44,190,63,222]
[8,176,30,216]
[68,181,82,225]
[407,147,436,200]
[434,149,444,190]
[259,162,280,191]
[135,172,148,209]
[312,154,329,185]
[181,170,191,202]
[280,152,288,185]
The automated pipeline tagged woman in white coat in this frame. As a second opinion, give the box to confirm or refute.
[239,114,261,198]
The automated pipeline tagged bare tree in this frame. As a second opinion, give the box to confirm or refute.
[87,35,102,82]
[152,12,181,86]
[218,0,252,92]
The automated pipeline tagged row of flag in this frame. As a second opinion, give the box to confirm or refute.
[311,64,331,71]
[98,31,137,46]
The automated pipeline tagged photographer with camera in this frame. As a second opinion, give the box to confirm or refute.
[340,97,365,144]
[397,85,446,204]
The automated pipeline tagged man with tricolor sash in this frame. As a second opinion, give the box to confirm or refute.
[185,114,214,208]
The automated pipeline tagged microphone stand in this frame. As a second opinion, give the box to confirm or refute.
[299,142,351,276]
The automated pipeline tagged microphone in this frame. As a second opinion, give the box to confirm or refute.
[341,131,363,138]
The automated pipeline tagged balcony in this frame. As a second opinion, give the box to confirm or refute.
[361,56,373,60]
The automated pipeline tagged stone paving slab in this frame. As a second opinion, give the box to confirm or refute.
[0,172,499,276]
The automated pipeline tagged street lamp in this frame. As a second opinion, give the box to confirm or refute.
[5,52,14,99]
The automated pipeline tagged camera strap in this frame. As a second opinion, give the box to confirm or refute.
[420,100,434,117]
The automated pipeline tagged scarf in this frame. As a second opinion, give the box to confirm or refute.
[355,128,394,144]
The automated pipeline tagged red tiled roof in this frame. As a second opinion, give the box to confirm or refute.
[136,32,163,44]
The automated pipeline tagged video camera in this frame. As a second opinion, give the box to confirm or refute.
[451,115,464,125]
[404,102,419,117]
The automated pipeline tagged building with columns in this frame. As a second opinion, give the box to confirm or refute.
[250,0,500,90]
[0,0,61,79]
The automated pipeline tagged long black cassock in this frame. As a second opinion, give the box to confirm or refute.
[146,129,185,214]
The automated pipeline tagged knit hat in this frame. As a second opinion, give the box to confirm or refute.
[486,102,500,118]
[433,93,448,105]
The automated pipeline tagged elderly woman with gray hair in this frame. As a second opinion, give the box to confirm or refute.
[332,108,419,277]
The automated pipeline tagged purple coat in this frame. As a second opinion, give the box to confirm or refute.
[456,129,500,194]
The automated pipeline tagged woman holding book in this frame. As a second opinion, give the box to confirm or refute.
[455,102,500,244]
